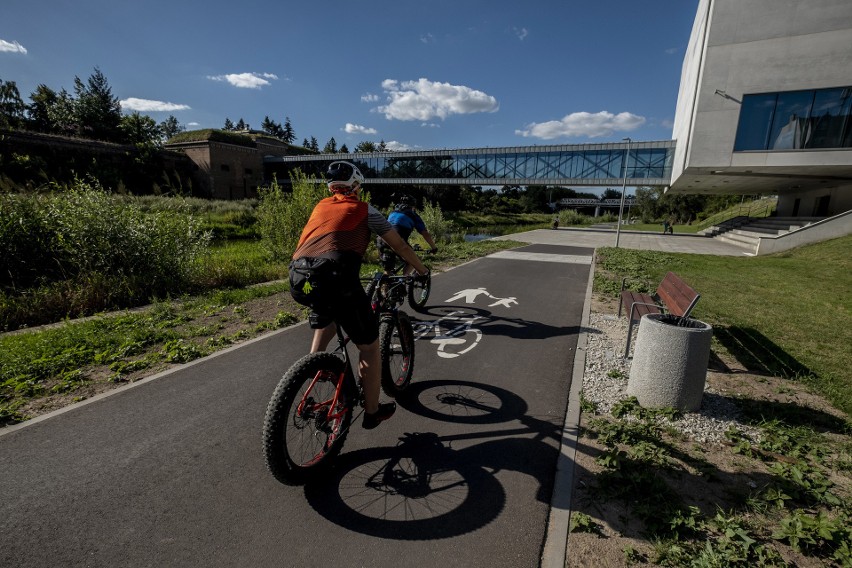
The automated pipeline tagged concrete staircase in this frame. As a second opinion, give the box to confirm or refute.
[704,216,825,254]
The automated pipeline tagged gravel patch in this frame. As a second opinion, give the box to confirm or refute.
[581,312,762,445]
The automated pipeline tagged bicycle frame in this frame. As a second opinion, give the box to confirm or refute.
[297,326,359,431]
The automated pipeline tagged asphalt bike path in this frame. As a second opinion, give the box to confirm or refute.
[0,243,592,568]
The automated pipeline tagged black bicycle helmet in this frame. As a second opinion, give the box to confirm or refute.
[394,194,414,210]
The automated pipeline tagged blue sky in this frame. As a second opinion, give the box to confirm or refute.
[1,0,699,152]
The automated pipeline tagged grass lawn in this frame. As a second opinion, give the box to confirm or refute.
[595,234,852,416]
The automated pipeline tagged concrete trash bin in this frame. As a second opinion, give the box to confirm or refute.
[626,313,713,412]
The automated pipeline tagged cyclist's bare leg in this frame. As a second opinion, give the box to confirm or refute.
[354,339,381,414]
[310,324,337,353]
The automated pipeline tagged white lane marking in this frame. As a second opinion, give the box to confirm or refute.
[486,251,592,264]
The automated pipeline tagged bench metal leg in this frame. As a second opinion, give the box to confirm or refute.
[624,317,636,358]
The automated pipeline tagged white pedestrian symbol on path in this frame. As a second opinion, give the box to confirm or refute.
[445,287,517,308]
[445,287,493,304]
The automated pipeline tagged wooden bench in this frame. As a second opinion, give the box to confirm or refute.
[618,271,701,358]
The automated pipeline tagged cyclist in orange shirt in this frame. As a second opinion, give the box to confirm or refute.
[288,161,429,429]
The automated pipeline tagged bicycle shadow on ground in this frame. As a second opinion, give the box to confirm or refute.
[303,380,565,540]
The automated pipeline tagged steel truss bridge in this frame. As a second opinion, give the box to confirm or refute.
[560,198,636,208]
[265,140,675,188]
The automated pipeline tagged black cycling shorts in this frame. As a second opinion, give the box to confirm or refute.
[289,257,378,345]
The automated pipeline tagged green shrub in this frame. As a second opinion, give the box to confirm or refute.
[256,170,326,262]
[0,180,211,330]
[418,201,455,244]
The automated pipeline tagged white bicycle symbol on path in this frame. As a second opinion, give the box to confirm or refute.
[413,287,518,359]
[413,311,485,359]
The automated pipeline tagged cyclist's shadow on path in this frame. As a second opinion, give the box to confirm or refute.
[304,380,569,540]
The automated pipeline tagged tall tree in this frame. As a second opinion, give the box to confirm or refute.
[73,67,122,142]
[261,115,283,137]
[26,84,58,133]
[235,118,247,131]
[0,78,26,129]
[354,140,376,152]
[282,116,295,144]
[223,117,235,131]
[339,143,349,153]
[309,137,319,152]
[378,140,388,152]
[47,88,78,137]
[159,115,184,140]
[323,137,337,153]
[120,112,161,147]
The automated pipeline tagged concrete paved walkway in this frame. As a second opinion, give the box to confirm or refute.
[495,227,751,256]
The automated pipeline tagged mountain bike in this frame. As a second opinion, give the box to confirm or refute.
[369,245,432,312]
[262,272,416,485]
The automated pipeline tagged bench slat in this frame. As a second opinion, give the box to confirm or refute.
[656,272,699,316]
[620,291,661,320]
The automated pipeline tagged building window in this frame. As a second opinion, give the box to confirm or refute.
[734,87,852,151]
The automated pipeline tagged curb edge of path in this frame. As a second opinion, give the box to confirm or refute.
[540,250,595,567]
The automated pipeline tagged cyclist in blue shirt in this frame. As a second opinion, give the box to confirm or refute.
[377,195,438,275]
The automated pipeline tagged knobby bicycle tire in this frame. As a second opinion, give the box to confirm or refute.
[407,272,431,312]
[364,278,379,306]
[379,312,415,397]
[262,352,352,485]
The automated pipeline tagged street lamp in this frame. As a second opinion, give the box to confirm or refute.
[615,137,631,248]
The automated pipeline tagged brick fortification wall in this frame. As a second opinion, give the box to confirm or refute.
[0,130,197,195]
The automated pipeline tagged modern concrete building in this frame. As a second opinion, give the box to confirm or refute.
[670,0,852,217]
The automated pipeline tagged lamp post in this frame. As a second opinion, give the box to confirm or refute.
[615,137,631,248]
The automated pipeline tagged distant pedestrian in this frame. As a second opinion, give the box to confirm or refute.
[662,219,670,234]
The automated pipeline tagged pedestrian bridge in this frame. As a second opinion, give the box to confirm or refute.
[265,139,675,187]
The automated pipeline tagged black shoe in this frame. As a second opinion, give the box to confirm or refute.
[362,402,396,430]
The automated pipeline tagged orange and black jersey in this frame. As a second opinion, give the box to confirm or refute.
[292,194,392,267]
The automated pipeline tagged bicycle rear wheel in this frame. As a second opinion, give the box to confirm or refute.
[262,352,352,485]
[407,272,431,312]
[379,312,415,397]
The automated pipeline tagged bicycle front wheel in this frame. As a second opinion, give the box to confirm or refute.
[262,352,352,485]
[407,272,431,312]
[379,312,415,397]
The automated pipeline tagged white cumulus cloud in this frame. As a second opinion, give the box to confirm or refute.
[384,140,416,151]
[515,111,646,140]
[0,39,27,54]
[120,98,191,112]
[376,78,499,121]
[207,72,278,89]
[361,93,379,103]
[344,123,378,135]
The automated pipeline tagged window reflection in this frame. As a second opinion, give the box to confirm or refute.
[735,87,852,151]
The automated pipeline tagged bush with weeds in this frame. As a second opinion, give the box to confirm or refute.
[0,180,210,330]
[418,201,455,244]
[256,170,326,262]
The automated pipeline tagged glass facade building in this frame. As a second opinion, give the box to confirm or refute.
[265,141,675,186]
[734,86,852,151]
